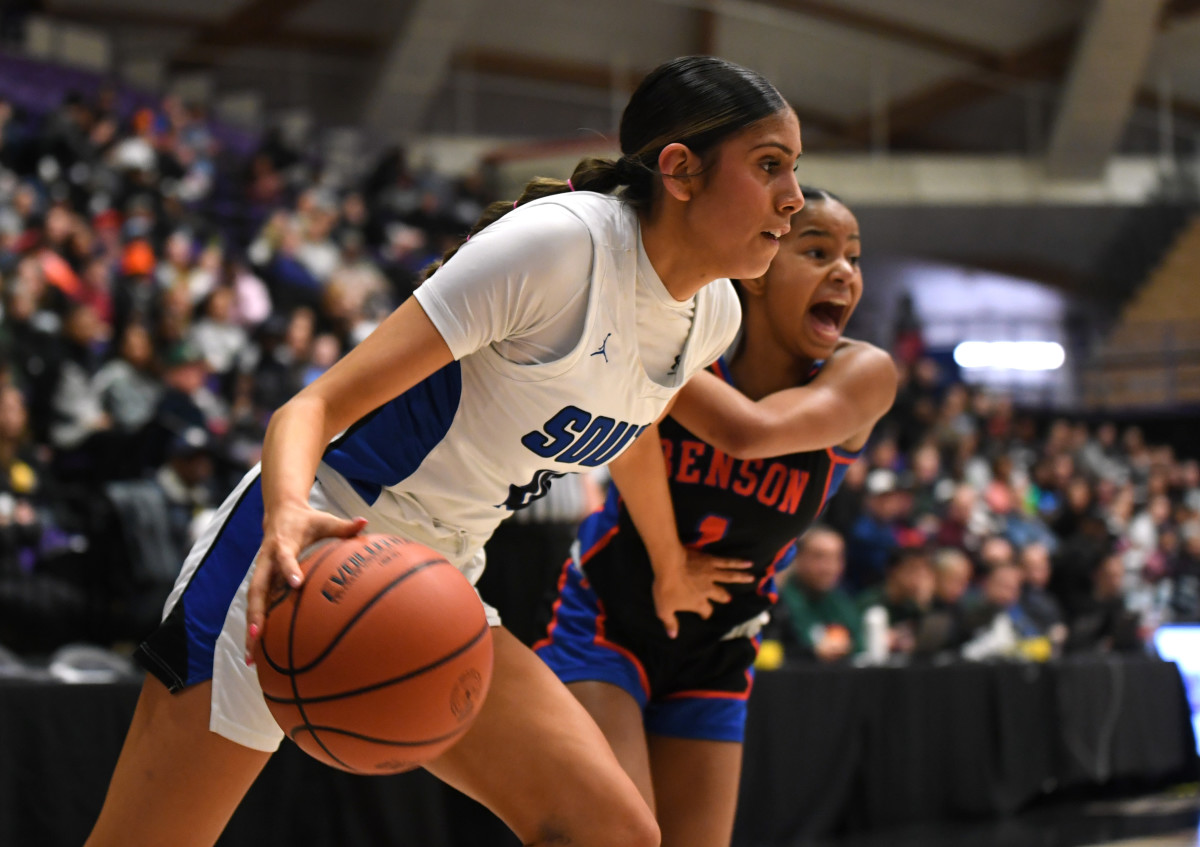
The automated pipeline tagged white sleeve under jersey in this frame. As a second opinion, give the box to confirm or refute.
[413,203,593,365]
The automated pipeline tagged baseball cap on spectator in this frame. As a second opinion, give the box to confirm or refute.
[163,340,206,369]
[166,424,216,459]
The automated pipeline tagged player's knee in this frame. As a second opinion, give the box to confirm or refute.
[593,795,660,847]
[526,793,659,847]
[618,806,661,847]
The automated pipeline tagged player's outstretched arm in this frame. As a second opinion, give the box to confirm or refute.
[608,422,753,638]
[670,339,897,460]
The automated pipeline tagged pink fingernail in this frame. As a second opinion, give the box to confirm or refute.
[288,573,302,587]
[248,623,259,639]
[245,652,254,667]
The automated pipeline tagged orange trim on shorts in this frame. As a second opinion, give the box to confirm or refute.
[532,522,621,651]
[531,557,574,652]
[593,597,651,699]
[663,668,754,701]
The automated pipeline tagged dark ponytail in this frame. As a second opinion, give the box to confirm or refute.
[423,56,787,282]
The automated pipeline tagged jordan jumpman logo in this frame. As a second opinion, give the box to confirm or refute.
[591,332,612,363]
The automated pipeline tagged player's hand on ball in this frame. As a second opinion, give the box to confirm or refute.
[245,502,368,662]
[652,548,754,639]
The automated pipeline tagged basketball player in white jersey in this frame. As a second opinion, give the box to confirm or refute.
[86,56,803,847]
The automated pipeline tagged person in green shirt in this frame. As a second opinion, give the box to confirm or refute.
[771,525,863,662]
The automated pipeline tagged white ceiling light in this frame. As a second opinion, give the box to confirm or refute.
[953,341,1066,371]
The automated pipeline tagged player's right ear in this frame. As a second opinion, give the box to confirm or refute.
[657,142,699,202]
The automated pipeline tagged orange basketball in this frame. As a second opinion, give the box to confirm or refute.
[253,534,493,774]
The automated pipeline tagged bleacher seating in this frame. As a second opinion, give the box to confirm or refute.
[1082,215,1200,409]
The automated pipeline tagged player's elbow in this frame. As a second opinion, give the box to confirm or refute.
[710,417,774,460]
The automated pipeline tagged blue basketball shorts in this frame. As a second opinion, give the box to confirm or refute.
[534,558,758,744]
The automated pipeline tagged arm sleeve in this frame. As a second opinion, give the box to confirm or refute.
[413,203,595,361]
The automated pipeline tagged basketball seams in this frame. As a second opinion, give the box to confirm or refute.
[266,557,452,675]
[284,558,351,769]
[262,621,490,705]
[288,722,469,748]
[256,538,356,673]
[255,537,343,671]
[254,535,493,774]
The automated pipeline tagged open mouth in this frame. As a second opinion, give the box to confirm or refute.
[809,301,847,333]
[761,225,789,243]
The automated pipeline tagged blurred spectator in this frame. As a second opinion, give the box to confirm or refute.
[856,547,935,657]
[844,468,904,592]
[157,229,214,306]
[222,254,272,329]
[1052,513,1115,621]
[141,340,224,472]
[1180,460,1200,514]
[48,303,114,478]
[989,472,1057,553]
[768,527,863,664]
[92,321,162,438]
[977,535,1016,572]
[921,547,973,652]
[1017,542,1067,649]
[907,442,951,532]
[1,257,62,443]
[1064,553,1143,653]
[1078,422,1126,483]
[960,563,1040,660]
[934,483,986,552]
[0,384,50,576]
[822,457,867,541]
[1169,523,1200,622]
[189,285,250,385]
[156,428,220,552]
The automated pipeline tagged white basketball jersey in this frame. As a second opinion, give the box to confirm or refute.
[317,192,739,569]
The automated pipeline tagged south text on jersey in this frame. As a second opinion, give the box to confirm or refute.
[521,405,648,467]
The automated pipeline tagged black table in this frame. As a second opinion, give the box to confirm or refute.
[1,655,1194,847]
[735,655,1198,846]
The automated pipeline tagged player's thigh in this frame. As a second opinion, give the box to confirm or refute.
[648,734,743,847]
[567,680,655,811]
[425,627,660,847]
[86,676,271,847]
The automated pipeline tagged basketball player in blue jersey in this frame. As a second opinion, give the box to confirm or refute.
[535,188,897,847]
[85,57,804,847]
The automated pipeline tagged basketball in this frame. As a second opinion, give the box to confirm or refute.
[252,534,493,775]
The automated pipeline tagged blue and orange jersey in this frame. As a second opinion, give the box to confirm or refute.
[574,356,862,643]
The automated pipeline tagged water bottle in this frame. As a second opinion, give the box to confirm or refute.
[864,605,889,665]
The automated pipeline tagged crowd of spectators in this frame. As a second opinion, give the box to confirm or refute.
[0,80,489,652]
[1,76,1197,670]
[766,356,1200,666]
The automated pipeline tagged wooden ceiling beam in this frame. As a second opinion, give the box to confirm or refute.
[1163,0,1200,21]
[840,28,1078,146]
[452,48,643,92]
[749,0,1200,147]
[46,5,379,56]
[170,0,322,68]
[450,48,853,137]
[749,0,1001,67]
